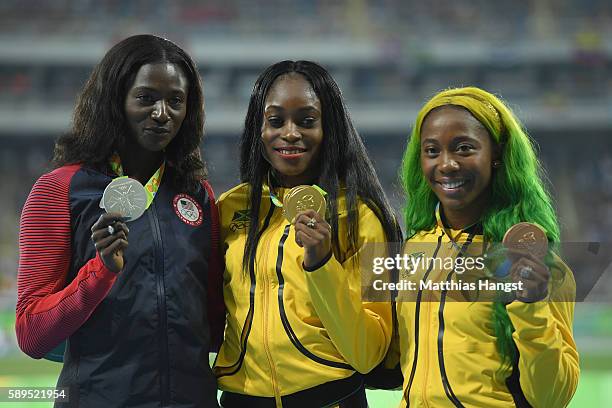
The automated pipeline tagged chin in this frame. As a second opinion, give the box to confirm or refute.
[438,197,469,211]
[144,146,166,153]
[273,165,306,177]
[142,140,170,152]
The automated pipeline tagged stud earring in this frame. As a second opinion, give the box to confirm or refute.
[492,160,502,168]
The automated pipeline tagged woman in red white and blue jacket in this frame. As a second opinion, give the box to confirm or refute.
[16,35,224,408]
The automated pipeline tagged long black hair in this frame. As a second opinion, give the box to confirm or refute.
[53,34,206,193]
[240,60,401,270]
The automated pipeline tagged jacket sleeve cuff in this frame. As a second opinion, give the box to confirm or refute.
[303,250,333,272]
[92,252,120,279]
[506,299,549,314]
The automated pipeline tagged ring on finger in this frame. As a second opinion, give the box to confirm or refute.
[306,218,317,229]
[107,224,115,235]
[519,265,533,279]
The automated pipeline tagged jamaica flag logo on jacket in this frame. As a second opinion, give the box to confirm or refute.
[230,210,250,232]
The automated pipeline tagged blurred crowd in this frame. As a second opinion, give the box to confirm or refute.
[1,0,611,103]
[0,0,611,41]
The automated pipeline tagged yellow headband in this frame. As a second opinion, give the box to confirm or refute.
[416,87,504,143]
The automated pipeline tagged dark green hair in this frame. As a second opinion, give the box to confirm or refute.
[400,87,560,371]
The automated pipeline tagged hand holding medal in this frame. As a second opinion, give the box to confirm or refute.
[91,177,148,272]
[283,185,331,269]
[503,222,550,303]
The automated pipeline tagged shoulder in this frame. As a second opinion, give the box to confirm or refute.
[336,192,387,245]
[198,179,215,200]
[405,227,440,243]
[29,164,83,198]
[355,198,383,226]
[217,183,251,230]
[218,183,250,205]
[36,164,82,186]
[335,190,379,221]
[21,165,84,229]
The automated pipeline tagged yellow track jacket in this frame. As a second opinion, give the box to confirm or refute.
[214,183,392,404]
[388,216,579,407]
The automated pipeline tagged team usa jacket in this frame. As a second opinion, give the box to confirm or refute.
[16,164,224,408]
[213,183,393,407]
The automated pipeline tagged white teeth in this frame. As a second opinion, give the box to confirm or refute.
[441,180,466,189]
[278,149,303,155]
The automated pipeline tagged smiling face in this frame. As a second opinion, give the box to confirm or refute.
[124,62,189,154]
[420,105,499,229]
[261,73,323,187]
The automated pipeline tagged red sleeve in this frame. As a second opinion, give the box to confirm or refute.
[201,180,225,352]
[16,165,118,359]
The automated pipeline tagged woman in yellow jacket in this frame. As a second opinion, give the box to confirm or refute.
[388,87,579,407]
[214,60,402,407]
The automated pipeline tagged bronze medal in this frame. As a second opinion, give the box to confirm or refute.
[502,222,548,260]
[283,185,326,223]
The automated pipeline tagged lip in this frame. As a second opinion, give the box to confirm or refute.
[435,178,469,194]
[274,146,307,159]
[144,127,170,134]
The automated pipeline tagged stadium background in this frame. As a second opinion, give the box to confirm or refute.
[0,0,611,406]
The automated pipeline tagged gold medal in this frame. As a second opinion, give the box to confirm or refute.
[502,222,548,260]
[283,185,326,223]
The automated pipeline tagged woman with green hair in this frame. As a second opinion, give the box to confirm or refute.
[388,87,579,407]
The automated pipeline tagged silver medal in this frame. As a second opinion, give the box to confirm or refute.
[100,177,148,221]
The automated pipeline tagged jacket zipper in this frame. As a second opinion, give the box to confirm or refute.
[404,232,444,407]
[421,278,434,408]
[435,234,474,408]
[148,202,170,406]
[260,215,282,406]
[436,269,464,408]
[421,242,450,408]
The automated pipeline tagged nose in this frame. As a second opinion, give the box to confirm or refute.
[281,121,301,143]
[439,153,460,173]
[151,100,169,123]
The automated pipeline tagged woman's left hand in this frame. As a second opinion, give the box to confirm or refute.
[508,250,550,303]
[294,209,332,269]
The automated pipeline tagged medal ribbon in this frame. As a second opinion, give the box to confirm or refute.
[109,153,164,209]
[435,202,480,252]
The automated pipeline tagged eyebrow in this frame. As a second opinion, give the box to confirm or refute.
[450,135,482,145]
[264,105,320,112]
[421,134,481,144]
[131,86,186,94]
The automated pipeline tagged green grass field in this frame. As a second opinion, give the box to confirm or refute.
[0,354,610,407]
